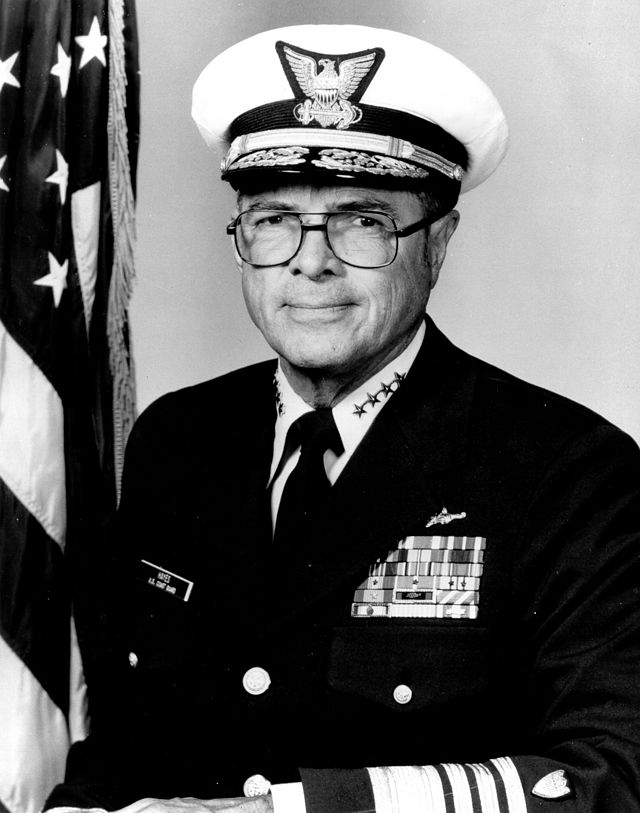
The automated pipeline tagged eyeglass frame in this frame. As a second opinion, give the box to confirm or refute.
[226,209,433,269]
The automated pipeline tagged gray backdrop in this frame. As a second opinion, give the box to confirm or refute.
[131,0,640,443]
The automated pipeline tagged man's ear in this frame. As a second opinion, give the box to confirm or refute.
[233,241,243,273]
[426,209,460,289]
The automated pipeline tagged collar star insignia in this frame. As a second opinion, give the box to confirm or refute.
[352,371,406,418]
[34,253,68,307]
[425,507,467,528]
[75,16,108,69]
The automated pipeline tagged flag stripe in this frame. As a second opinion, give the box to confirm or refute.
[0,635,68,813]
[71,183,101,334]
[0,480,70,712]
[0,322,66,547]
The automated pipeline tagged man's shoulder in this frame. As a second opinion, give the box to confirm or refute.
[462,346,637,460]
[134,358,277,434]
[415,321,635,464]
[421,320,618,438]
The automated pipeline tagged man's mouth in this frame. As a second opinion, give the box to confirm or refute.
[285,299,354,310]
[284,302,354,321]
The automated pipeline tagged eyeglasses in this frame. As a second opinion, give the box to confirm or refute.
[226,209,431,269]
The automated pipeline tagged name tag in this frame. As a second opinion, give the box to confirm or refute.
[138,559,194,602]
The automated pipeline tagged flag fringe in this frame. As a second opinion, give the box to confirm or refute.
[107,0,137,500]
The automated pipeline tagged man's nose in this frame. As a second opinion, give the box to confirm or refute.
[288,225,342,279]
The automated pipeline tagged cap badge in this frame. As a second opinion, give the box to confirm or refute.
[531,770,574,800]
[276,41,384,130]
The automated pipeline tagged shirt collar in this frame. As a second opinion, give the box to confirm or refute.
[269,321,426,484]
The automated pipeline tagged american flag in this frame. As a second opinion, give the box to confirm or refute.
[0,1,138,811]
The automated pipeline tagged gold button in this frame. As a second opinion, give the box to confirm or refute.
[242,666,271,695]
[243,774,271,796]
[393,684,412,704]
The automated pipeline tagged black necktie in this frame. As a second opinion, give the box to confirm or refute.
[273,408,344,549]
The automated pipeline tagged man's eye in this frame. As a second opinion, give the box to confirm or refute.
[255,214,284,227]
[357,216,378,228]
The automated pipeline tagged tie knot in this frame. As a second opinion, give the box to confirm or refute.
[294,408,344,456]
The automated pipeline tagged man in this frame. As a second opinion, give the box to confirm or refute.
[47,24,640,813]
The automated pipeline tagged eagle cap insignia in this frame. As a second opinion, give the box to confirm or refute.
[276,41,385,130]
[531,770,573,800]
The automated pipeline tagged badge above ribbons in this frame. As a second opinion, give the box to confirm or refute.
[351,535,486,620]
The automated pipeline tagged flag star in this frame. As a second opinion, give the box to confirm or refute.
[35,254,69,307]
[50,43,72,97]
[46,150,69,204]
[75,16,108,69]
[0,51,20,94]
[0,155,8,192]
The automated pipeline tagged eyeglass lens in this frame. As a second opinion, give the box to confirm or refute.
[234,210,398,268]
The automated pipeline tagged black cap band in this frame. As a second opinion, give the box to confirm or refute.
[229,100,469,170]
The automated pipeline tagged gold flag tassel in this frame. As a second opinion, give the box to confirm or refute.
[107,0,137,500]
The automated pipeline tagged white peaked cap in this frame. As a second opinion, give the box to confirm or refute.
[192,25,508,194]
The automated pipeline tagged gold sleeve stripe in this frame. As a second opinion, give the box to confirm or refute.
[420,765,448,813]
[367,756,526,813]
[490,758,527,813]
[469,762,501,813]
[442,762,475,812]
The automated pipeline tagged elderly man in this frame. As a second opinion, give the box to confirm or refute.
[48,24,640,813]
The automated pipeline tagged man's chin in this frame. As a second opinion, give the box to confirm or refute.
[279,344,353,379]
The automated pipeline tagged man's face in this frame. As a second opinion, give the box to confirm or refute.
[235,183,458,386]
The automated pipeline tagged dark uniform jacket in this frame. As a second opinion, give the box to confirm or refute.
[48,318,640,812]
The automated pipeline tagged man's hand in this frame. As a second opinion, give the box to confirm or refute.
[116,796,273,813]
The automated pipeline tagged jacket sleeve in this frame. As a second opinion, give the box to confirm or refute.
[298,425,640,813]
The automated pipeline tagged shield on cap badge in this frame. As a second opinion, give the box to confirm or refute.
[531,769,573,800]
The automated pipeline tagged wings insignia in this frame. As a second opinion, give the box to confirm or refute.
[282,45,318,98]
[337,52,378,99]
